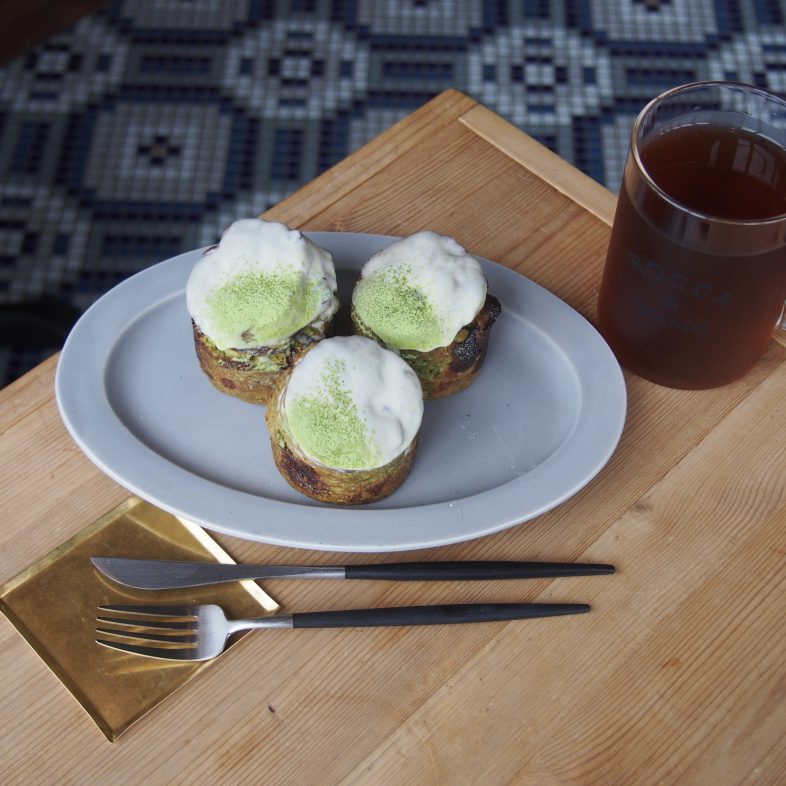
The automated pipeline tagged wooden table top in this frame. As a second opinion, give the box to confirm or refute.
[2,90,784,785]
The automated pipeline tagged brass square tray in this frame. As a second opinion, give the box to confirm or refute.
[0,497,278,741]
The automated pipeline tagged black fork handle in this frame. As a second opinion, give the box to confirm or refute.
[345,562,614,581]
[291,603,590,628]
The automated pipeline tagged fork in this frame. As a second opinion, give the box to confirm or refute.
[96,602,591,661]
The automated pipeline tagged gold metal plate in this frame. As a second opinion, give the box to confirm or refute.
[0,497,278,742]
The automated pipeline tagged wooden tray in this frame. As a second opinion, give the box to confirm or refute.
[1,90,784,783]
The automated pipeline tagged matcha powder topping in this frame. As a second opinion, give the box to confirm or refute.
[208,270,320,346]
[353,267,443,351]
[287,361,383,470]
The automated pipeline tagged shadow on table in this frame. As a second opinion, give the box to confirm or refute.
[0,299,81,388]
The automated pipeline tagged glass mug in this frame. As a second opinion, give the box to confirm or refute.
[598,81,786,389]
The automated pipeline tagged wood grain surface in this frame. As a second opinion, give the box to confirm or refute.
[1,90,784,785]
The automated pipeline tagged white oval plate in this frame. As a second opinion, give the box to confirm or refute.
[56,232,626,552]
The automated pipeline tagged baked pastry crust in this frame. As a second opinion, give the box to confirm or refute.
[192,319,332,405]
[352,294,501,399]
[265,371,418,505]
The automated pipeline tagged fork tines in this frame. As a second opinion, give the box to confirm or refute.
[96,604,199,659]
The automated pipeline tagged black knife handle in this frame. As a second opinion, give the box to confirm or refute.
[344,561,614,582]
[291,603,590,629]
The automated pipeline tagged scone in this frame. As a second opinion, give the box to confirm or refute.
[266,335,423,505]
[351,231,501,399]
[186,219,338,404]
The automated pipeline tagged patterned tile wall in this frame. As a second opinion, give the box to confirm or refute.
[1,0,785,385]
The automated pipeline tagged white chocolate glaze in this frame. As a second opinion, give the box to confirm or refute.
[352,231,487,352]
[283,336,423,470]
[186,219,338,351]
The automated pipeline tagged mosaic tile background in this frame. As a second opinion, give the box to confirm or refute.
[1,0,785,386]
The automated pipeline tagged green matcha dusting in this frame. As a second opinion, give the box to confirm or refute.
[287,360,383,470]
[353,266,443,351]
[209,270,321,345]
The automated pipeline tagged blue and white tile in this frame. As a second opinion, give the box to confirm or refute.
[197,192,292,248]
[707,28,786,91]
[110,0,253,32]
[600,112,636,192]
[355,0,483,36]
[589,0,719,43]
[223,20,370,119]
[0,185,89,303]
[468,23,614,128]
[0,16,128,113]
[80,101,233,204]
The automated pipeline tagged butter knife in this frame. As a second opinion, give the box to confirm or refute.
[91,556,615,590]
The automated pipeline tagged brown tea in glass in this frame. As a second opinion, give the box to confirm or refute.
[598,82,786,389]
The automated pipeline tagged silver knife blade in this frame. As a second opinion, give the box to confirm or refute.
[91,557,344,589]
